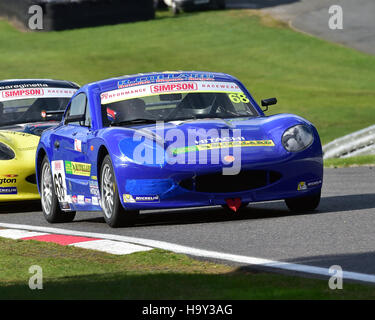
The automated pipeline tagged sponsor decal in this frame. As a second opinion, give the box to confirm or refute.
[0,187,17,194]
[123,194,160,203]
[0,87,77,102]
[65,161,91,177]
[101,81,243,105]
[85,197,91,204]
[0,177,17,185]
[72,195,77,203]
[150,82,198,94]
[0,83,49,90]
[89,180,100,196]
[171,140,275,155]
[195,136,245,145]
[77,195,85,205]
[297,180,322,191]
[92,196,99,206]
[297,181,307,191]
[117,73,216,88]
[1,88,44,99]
[307,180,322,187]
[74,139,82,153]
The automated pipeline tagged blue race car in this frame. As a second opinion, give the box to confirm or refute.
[36,71,323,227]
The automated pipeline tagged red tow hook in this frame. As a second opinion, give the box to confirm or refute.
[225,198,242,212]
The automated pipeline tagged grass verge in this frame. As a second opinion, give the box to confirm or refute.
[0,237,374,299]
[324,155,375,168]
[0,10,374,145]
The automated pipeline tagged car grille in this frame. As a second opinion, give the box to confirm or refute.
[179,170,282,193]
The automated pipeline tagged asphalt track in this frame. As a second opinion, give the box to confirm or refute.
[227,0,375,55]
[1,167,375,278]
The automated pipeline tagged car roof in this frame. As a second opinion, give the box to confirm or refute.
[0,79,80,91]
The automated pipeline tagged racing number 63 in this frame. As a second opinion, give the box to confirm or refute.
[229,93,250,104]
[53,173,64,202]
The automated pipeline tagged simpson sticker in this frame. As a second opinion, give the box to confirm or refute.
[150,82,198,93]
[0,87,77,102]
[51,160,68,204]
[101,81,243,105]
[171,140,275,155]
[0,187,17,194]
[65,161,91,177]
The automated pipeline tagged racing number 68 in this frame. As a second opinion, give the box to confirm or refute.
[229,93,250,104]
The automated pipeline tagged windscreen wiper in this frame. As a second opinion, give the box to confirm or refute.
[111,118,156,126]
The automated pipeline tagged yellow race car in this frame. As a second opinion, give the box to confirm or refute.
[0,79,79,202]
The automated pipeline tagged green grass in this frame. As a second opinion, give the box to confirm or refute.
[0,237,375,299]
[0,10,374,144]
[324,155,375,168]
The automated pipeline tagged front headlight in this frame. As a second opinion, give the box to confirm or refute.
[282,124,314,152]
[0,142,15,160]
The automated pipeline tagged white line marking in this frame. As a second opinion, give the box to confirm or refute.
[1,222,375,284]
[70,239,152,255]
[0,229,48,239]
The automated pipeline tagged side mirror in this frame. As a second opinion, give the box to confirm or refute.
[261,97,277,107]
[65,114,85,124]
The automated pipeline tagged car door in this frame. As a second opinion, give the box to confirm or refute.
[50,93,93,208]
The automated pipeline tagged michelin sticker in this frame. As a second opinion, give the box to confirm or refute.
[123,194,160,203]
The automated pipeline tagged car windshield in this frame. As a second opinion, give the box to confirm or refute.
[100,81,259,126]
[0,88,76,127]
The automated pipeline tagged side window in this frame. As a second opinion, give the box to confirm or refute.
[66,93,91,127]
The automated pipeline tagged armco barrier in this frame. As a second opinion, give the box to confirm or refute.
[323,124,375,159]
[0,0,155,31]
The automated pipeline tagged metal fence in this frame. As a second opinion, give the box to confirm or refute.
[323,125,375,159]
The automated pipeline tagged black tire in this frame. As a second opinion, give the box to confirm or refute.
[285,191,321,212]
[40,156,75,223]
[100,155,139,228]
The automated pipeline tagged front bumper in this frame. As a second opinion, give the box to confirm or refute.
[116,152,323,210]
